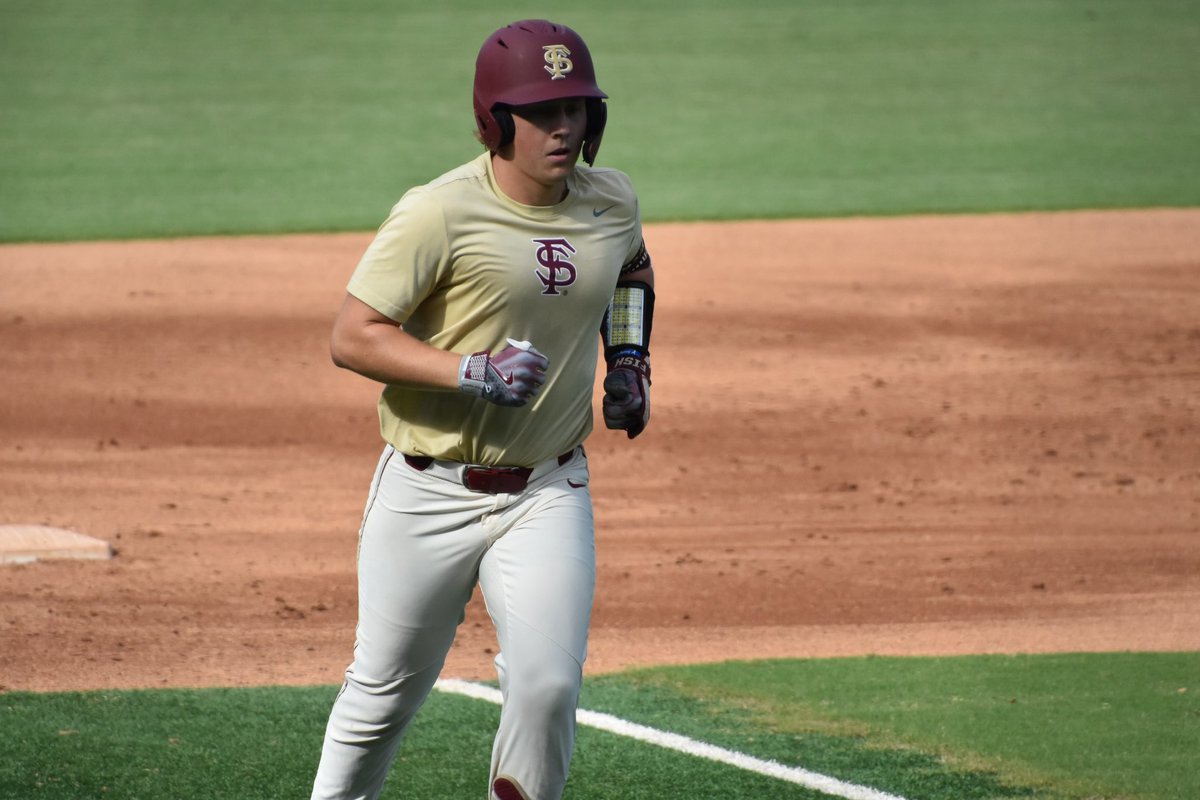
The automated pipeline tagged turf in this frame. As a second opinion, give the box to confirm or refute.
[2,0,1199,241]
[594,652,1200,800]
[2,653,1196,799]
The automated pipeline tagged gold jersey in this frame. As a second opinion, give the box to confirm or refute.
[347,152,646,467]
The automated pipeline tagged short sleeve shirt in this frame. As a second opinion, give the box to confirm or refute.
[347,152,646,466]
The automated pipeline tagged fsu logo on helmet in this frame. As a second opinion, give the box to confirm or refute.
[543,45,573,79]
[533,237,577,295]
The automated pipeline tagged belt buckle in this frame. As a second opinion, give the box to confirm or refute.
[462,466,531,494]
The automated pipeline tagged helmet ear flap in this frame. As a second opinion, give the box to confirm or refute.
[492,106,516,150]
[582,98,607,166]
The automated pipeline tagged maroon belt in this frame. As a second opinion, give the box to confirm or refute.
[403,449,576,494]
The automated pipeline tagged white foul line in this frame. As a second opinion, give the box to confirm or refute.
[434,679,908,800]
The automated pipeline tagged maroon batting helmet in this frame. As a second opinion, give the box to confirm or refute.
[473,19,608,165]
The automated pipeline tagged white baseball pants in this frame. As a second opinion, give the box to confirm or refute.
[311,445,595,800]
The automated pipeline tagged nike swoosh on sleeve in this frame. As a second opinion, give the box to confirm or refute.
[592,205,617,217]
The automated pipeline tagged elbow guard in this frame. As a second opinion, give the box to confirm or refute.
[601,281,654,438]
[601,281,655,363]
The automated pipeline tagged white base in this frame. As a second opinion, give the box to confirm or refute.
[0,524,114,564]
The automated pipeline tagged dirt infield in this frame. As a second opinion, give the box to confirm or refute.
[2,209,1198,692]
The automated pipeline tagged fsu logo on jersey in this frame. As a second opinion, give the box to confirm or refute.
[533,237,577,295]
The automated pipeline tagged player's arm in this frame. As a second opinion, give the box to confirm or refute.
[330,293,547,406]
[600,243,655,438]
[619,263,653,290]
[330,294,459,388]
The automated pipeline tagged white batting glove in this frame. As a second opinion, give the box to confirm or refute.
[458,339,549,407]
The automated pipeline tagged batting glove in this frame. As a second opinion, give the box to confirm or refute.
[602,350,650,438]
[459,338,549,407]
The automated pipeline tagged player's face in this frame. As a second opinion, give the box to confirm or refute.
[499,97,587,205]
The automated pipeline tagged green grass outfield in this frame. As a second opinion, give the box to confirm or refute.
[2,0,1199,241]
[2,654,1197,799]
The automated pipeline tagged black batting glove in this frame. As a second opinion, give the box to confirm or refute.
[602,350,650,438]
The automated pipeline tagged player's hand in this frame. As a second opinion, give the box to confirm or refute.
[459,339,549,407]
[602,351,650,438]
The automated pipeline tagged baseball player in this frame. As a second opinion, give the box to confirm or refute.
[310,19,655,800]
